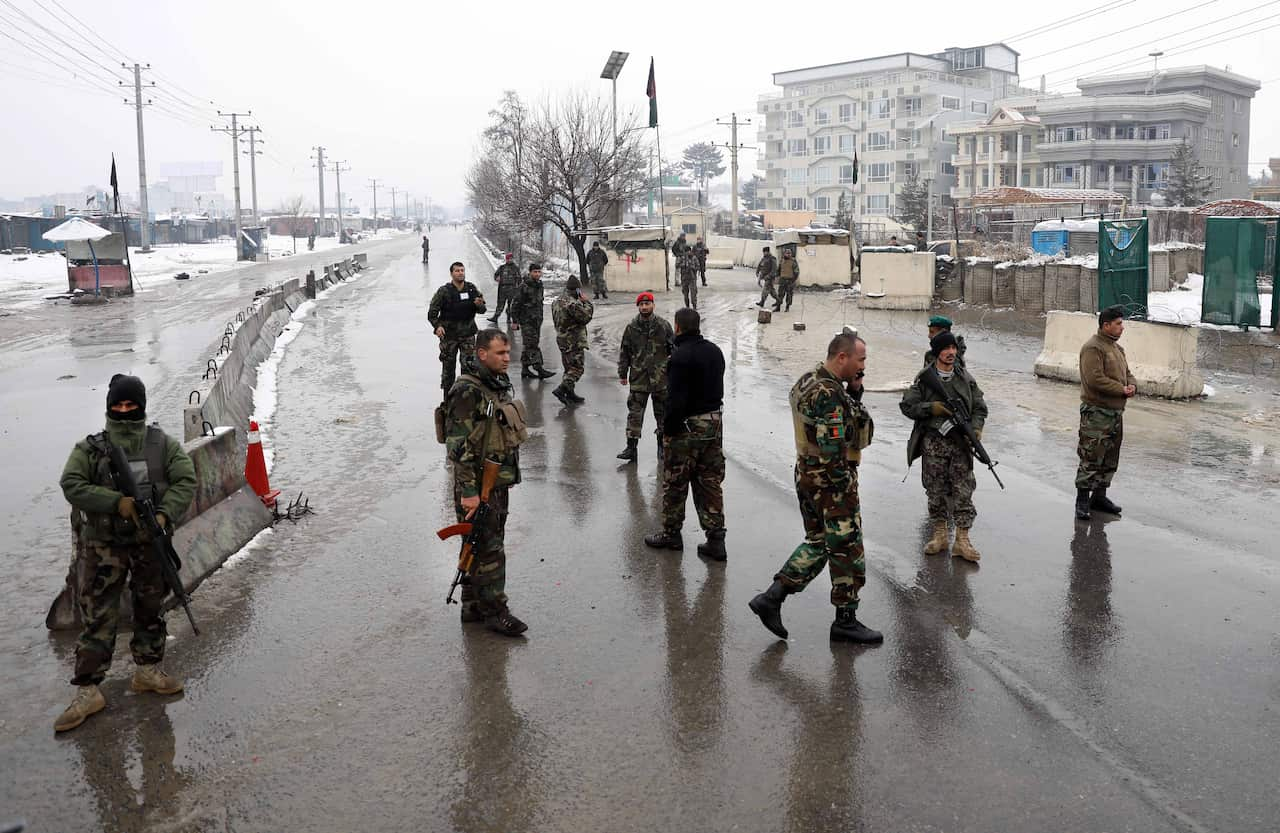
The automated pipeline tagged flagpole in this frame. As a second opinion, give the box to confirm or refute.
[656,126,668,290]
[110,153,139,293]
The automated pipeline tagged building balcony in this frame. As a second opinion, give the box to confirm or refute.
[1035,137,1183,162]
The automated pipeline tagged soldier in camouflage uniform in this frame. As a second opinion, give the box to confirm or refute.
[645,308,728,560]
[773,246,800,312]
[899,331,988,561]
[692,237,710,286]
[54,374,197,732]
[489,253,521,325]
[755,246,779,308]
[586,242,610,300]
[1075,305,1136,520]
[677,249,699,310]
[445,330,530,636]
[749,331,883,644]
[616,291,675,462]
[428,262,487,395]
[550,275,594,406]
[508,263,556,381]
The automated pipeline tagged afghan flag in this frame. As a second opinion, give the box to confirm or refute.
[109,154,120,213]
[646,58,657,128]
[851,150,859,185]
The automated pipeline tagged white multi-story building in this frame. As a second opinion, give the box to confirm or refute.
[757,44,1034,222]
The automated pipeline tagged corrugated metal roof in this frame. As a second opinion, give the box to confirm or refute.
[1192,199,1280,217]
[971,186,1127,205]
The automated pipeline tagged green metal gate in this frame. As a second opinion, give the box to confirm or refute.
[1097,218,1148,317]
[1202,216,1278,330]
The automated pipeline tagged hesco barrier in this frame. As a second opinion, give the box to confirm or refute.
[993,264,1016,307]
[1150,250,1172,292]
[1015,263,1046,313]
[46,258,362,630]
[1079,266,1099,315]
[1045,263,1082,311]
[964,261,994,305]
[1034,310,1204,399]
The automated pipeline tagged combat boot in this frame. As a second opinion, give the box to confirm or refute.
[566,388,586,404]
[535,366,556,380]
[552,385,572,406]
[748,579,791,639]
[830,607,884,644]
[484,608,528,637]
[1090,488,1122,516]
[952,528,980,562]
[644,530,683,550]
[696,529,727,562]
[131,663,184,695]
[923,520,950,555]
[616,437,638,461]
[54,684,105,732]
[521,366,540,379]
[1075,488,1092,520]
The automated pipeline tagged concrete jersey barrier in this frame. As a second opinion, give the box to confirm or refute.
[1033,310,1204,399]
[858,252,934,310]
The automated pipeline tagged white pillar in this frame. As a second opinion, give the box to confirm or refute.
[1131,165,1138,204]
[1107,163,1115,194]
[987,135,995,188]
[1015,131,1024,187]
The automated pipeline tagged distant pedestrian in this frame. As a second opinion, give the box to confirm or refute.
[1074,305,1136,521]
[915,230,926,251]
[677,249,699,310]
[421,236,430,263]
[490,253,521,325]
[645,308,727,561]
[693,236,709,286]
[888,235,900,247]
[755,245,778,308]
[773,247,799,312]
[550,276,594,406]
[428,262,487,395]
[616,291,674,463]
[586,241,610,299]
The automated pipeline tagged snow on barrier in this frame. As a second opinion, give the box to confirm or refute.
[993,263,1016,307]
[858,252,934,309]
[1045,263,1082,312]
[964,261,994,305]
[1015,263,1046,313]
[1034,310,1204,399]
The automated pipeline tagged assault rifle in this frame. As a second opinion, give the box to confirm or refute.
[919,366,1005,489]
[437,459,501,605]
[105,445,201,634]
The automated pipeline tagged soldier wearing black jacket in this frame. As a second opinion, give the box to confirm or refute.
[428,262,487,393]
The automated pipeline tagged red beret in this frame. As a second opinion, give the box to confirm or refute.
[636,292,655,305]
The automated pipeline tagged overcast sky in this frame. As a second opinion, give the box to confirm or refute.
[1,0,1275,214]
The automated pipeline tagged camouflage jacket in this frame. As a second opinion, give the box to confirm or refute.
[509,277,545,326]
[692,242,709,263]
[428,280,486,339]
[899,364,987,465]
[60,417,196,543]
[493,262,521,286]
[756,253,778,280]
[618,313,675,391]
[790,363,874,488]
[586,248,609,274]
[551,290,594,351]
[777,255,800,282]
[677,251,698,278]
[445,364,522,497]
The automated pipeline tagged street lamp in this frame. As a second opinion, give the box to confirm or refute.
[601,50,630,224]
[1147,51,1164,95]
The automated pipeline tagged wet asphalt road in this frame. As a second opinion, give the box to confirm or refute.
[3,229,1278,832]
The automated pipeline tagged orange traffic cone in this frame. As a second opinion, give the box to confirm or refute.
[246,420,281,508]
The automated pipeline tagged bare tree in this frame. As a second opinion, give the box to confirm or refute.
[281,195,306,254]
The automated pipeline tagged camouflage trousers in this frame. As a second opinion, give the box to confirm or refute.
[72,540,168,686]
[440,333,477,392]
[680,274,699,309]
[922,431,977,527]
[626,388,667,440]
[453,485,510,616]
[519,320,544,370]
[1075,404,1123,490]
[590,269,608,298]
[776,465,866,610]
[660,414,725,534]
[492,285,514,320]
[759,277,778,305]
[775,279,796,310]
[557,338,585,391]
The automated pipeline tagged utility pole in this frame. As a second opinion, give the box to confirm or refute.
[312,146,326,233]
[241,126,263,226]
[368,179,380,229]
[714,113,754,235]
[332,160,350,241]
[404,192,410,223]
[121,63,154,251]
[389,186,398,224]
[213,111,251,259]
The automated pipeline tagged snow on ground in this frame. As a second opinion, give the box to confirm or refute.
[1147,273,1274,329]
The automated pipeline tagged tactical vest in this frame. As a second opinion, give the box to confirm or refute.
[455,374,528,488]
[76,426,169,540]
[790,373,873,465]
[779,259,797,280]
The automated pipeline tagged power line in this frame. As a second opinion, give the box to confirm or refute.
[1001,0,1135,43]
[0,27,127,100]
[1021,0,1224,64]
[43,0,133,64]
[0,0,129,82]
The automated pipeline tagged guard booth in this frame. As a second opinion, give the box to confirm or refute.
[771,227,854,285]
[584,225,670,293]
[669,206,707,244]
[240,226,268,262]
[65,233,132,296]
[1097,218,1148,316]
[1201,216,1279,330]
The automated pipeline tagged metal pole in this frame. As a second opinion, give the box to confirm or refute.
[656,125,668,289]
[369,179,379,229]
[926,177,934,243]
[245,128,261,226]
[230,115,242,258]
[132,63,151,252]
[390,186,398,222]
[730,113,740,235]
[314,146,326,231]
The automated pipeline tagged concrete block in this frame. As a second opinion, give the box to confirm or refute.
[1170,249,1190,285]
[1150,250,1172,292]
[858,252,933,309]
[183,404,205,442]
[603,250,670,294]
[707,246,737,267]
[1034,310,1204,398]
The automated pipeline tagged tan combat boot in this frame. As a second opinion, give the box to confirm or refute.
[923,520,950,555]
[952,528,981,562]
[54,684,106,732]
[131,664,184,695]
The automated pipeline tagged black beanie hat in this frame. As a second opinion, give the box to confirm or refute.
[107,374,146,411]
[566,275,581,292]
[929,331,959,357]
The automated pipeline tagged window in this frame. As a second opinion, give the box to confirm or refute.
[814,108,830,126]
[902,97,921,117]
[789,197,807,210]
[1139,124,1171,140]
[839,164,856,184]
[1115,125,1136,140]
[1056,164,1076,184]
[867,162,890,182]
[941,96,961,110]
[941,162,956,175]
[1054,126,1084,143]
[868,131,890,151]
[792,86,808,97]
[813,135,831,155]
[838,133,855,154]
[970,100,989,115]
[788,139,807,157]
[788,110,805,127]
[1234,97,1243,113]
[788,167,807,184]
[870,98,892,119]
[814,196,831,212]
[1139,163,1169,185]
[681,223,698,234]
[952,47,984,69]
[1232,133,1240,147]
[865,195,890,215]
[838,103,854,123]
[815,166,833,185]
